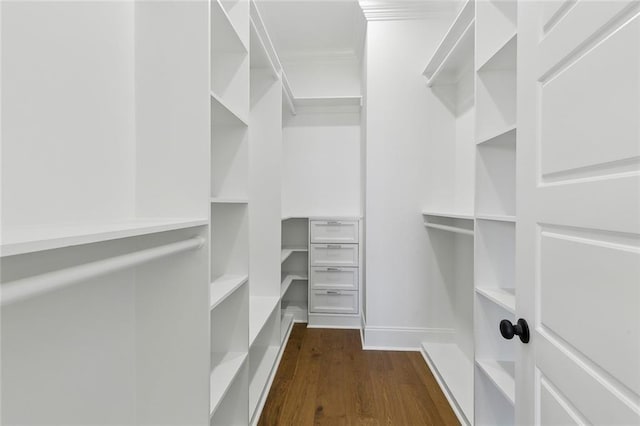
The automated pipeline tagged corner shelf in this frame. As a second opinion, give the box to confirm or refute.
[475,359,515,405]
[210,275,249,310]
[281,273,308,298]
[280,247,308,263]
[0,218,208,257]
[281,300,308,322]
[249,296,280,345]
[421,342,474,425]
[211,91,249,127]
[210,351,248,415]
[475,287,515,314]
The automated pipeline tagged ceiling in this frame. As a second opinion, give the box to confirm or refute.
[256,0,366,61]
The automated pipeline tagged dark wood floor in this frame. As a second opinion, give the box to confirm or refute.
[258,324,459,426]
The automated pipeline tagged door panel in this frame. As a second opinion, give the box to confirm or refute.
[518,1,640,424]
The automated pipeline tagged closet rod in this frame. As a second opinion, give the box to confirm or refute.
[1,236,205,307]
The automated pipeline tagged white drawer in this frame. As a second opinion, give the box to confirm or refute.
[309,290,358,314]
[310,267,358,291]
[310,244,359,267]
[310,220,359,244]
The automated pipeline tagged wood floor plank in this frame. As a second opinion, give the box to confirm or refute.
[258,324,459,426]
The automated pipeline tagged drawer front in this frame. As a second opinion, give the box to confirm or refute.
[310,244,359,267]
[310,267,358,290]
[310,220,359,244]
[309,290,358,314]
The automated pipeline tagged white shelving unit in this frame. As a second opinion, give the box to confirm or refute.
[281,218,310,323]
[473,0,518,424]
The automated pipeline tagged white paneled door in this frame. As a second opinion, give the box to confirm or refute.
[518,1,640,424]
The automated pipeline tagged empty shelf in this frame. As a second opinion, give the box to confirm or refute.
[249,296,279,345]
[1,218,208,257]
[210,197,249,204]
[477,125,517,146]
[423,211,475,220]
[421,342,473,425]
[281,300,307,322]
[211,91,249,126]
[280,247,308,263]
[476,287,516,314]
[210,275,249,310]
[280,273,308,297]
[210,351,248,415]
[476,359,515,405]
[249,345,279,418]
[280,313,294,343]
[475,214,516,223]
[424,223,474,236]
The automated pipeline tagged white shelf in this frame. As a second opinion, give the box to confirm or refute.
[280,247,308,263]
[477,125,516,146]
[249,296,280,345]
[210,197,249,204]
[475,214,516,223]
[210,275,249,310]
[477,32,517,73]
[0,218,208,258]
[210,351,248,415]
[282,300,308,322]
[476,359,515,405]
[280,273,308,297]
[476,287,515,314]
[280,313,294,343]
[422,342,473,425]
[423,211,475,220]
[249,19,278,78]
[211,0,248,53]
[211,91,249,126]
[249,345,279,418]
[294,96,362,109]
[425,223,474,236]
[423,0,475,87]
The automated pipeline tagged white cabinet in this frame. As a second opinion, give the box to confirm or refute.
[310,267,358,291]
[308,219,361,324]
[310,220,359,244]
[309,290,358,314]
[309,243,359,267]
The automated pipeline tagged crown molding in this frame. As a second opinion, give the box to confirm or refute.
[359,0,457,21]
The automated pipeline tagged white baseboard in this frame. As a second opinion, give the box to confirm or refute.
[308,313,361,328]
[362,325,453,351]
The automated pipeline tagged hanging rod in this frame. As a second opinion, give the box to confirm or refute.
[1,236,206,307]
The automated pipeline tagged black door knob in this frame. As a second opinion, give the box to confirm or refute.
[500,318,530,344]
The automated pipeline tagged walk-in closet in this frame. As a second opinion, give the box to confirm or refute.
[2,0,639,425]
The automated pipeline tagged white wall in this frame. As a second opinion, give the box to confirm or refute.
[282,111,361,218]
[283,56,361,98]
[364,18,452,339]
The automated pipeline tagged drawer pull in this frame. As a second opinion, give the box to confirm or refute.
[326,267,341,272]
[326,291,341,295]
[326,221,341,225]
[326,244,341,249]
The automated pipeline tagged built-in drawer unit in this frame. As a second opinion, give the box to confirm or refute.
[310,220,359,244]
[309,289,358,314]
[310,267,358,291]
[310,244,359,267]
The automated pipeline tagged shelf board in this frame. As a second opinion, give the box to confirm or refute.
[210,197,249,204]
[477,32,517,73]
[475,214,516,223]
[477,125,517,146]
[421,342,473,425]
[424,223,474,236]
[211,91,249,126]
[249,345,279,418]
[280,247,308,263]
[427,20,475,87]
[280,273,308,297]
[476,287,516,314]
[249,296,280,345]
[423,0,475,81]
[210,274,249,310]
[282,300,308,322]
[476,359,515,405]
[423,211,475,220]
[211,0,248,54]
[1,218,208,258]
[210,351,248,415]
[280,313,294,343]
[294,96,362,109]
[249,19,278,78]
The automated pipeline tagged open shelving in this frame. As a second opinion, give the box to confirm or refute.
[281,218,309,323]
[424,213,475,236]
[475,0,517,71]
[249,296,280,345]
[248,308,280,421]
[475,359,515,405]
[210,352,249,415]
[210,275,249,310]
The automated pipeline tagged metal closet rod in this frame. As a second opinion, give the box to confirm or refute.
[0,236,206,307]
